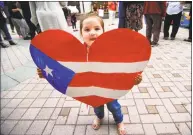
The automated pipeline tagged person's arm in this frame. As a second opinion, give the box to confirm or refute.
[29,2,38,26]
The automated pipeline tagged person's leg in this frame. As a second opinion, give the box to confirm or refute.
[164,13,172,38]
[21,19,30,38]
[109,10,113,25]
[1,23,17,45]
[107,100,123,124]
[8,17,15,32]
[112,11,116,25]
[12,18,22,36]
[93,105,104,130]
[107,100,125,135]
[152,14,162,44]
[189,16,192,40]
[144,14,153,44]
[171,12,182,39]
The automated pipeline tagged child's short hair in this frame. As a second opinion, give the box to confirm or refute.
[80,13,104,35]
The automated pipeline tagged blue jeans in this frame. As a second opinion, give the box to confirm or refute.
[0,23,12,42]
[94,100,123,124]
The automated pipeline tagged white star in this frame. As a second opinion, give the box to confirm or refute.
[43,65,53,77]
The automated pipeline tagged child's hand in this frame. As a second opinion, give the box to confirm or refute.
[37,68,45,78]
[134,74,142,85]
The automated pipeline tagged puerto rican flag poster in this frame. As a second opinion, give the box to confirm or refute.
[30,29,151,107]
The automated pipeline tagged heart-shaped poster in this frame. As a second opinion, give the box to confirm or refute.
[30,29,151,107]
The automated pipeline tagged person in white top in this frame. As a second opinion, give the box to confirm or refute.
[29,2,67,32]
[163,2,183,40]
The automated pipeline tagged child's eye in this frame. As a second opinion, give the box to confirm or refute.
[95,28,100,31]
[84,28,90,32]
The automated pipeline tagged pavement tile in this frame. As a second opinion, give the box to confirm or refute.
[174,104,188,113]
[156,106,173,122]
[1,90,9,98]
[124,124,144,134]
[30,98,47,107]
[77,116,95,124]
[10,120,32,135]
[51,125,75,135]
[133,93,150,99]
[118,99,135,106]
[175,123,191,135]
[56,97,65,107]
[66,108,79,124]
[43,98,59,107]
[43,84,55,90]
[1,98,11,108]
[3,91,19,98]
[21,108,41,120]
[32,83,46,91]
[36,108,55,120]
[135,99,148,114]
[123,114,130,123]
[18,98,35,108]
[86,125,108,135]
[158,92,176,98]
[7,108,27,120]
[140,114,162,123]
[186,122,191,130]
[79,103,89,115]
[23,83,36,90]
[143,124,157,135]
[42,120,55,135]
[170,97,190,105]
[170,113,191,122]
[55,116,67,125]
[147,105,158,114]
[147,87,159,98]
[182,91,191,97]
[5,98,22,108]
[51,108,62,119]
[144,99,163,105]
[162,99,177,113]
[10,83,27,91]
[14,90,30,98]
[1,120,18,134]
[127,106,141,123]
[74,125,86,135]
[1,108,14,120]
[26,90,41,98]
[38,90,53,98]
[49,90,62,98]
[184,104,191,114]
[59,107,70,116]
[154,123,179,134]
[26,120,48,135]
[63,100,81,107]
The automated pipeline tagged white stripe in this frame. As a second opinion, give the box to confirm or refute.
[66,87,129,99]
[59,61,149,73]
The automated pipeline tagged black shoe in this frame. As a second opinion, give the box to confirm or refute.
[171,37,175,40]
[9,40,17,45]
[23,36,31,40]
[151,41,159,47]
[0,42,9,48]
[184,38,192,42]
[3,37,8,40]
[163,37,169,40]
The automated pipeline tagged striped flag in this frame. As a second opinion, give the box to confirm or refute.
[30,29,151,107]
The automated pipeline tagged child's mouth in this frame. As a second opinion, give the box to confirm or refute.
[90,38,96,41]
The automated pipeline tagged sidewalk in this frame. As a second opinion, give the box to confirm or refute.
[1,18,191,135]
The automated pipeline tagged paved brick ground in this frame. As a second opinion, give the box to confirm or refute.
[1,18,191,135]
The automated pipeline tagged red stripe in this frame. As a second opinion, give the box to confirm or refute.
[31,30,87,62]
[88,28,151,62]
[69,72,142,90]
[74,96,114,107]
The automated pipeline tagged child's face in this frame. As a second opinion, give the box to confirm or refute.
[81,17,103,47]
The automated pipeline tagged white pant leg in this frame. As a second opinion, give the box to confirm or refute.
[108,10,113,25]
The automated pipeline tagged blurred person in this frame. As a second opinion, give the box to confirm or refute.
[10,1,30,40]
[184,2,192,42]
[163,2,183,40]
[144,1,166,46]
[108,2,117,25]
[29,2,67,32]
[0,2,16,48]
[125,1,144,32]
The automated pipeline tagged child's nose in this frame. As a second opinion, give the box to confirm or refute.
[89,30,96,36]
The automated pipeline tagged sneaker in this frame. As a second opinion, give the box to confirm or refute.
[163,37,168,40]
[23,36,31,40]
[171,37,175,40]
[3,37,8,40]
[9,40,17,45]
[0,42,9,48]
